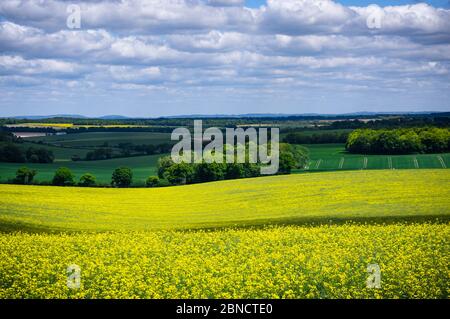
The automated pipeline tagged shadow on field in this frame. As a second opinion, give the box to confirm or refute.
[1,214,448,234]
[186,214,450,232]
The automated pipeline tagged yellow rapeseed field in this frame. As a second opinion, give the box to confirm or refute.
[0,169,449,232]
[0,170,448,298]
[0,224,448,299]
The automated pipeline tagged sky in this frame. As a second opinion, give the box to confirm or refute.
[0,0,449,117]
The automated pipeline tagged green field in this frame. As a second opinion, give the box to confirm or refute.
[0,154,161,185]
[18,142,92,161]
[2,141,449,184]
[297,144,450,171]
[28,132,172,148]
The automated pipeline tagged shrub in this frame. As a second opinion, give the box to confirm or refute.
[157,156,174,178]
[79,173,96,187]
[111,167,133,187]
[52,167,75,186]
[145,176,160,187]
[165,163,195,185]
[14,167,37,184]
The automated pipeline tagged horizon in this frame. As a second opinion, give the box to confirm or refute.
[2,110,448,120]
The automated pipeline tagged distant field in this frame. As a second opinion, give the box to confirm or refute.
[0,170,448,232]
[17,142,92,161]
[28,132,172,148]
[296,144,450,171]
[6,123,160,129]
[0,154,161,184]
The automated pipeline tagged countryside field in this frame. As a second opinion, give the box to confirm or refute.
[1,135,449,184]
[0,154,161,185]
[1,224,447,299]
[0,169,449,298]
[300,144,450,171]
[27,131,171,148]
[1,170,449,232]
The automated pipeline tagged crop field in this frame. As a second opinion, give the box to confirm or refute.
[299,144,450,171]
[18,142,92,161]
[28,132,172,148]
[0,223,448,299]
[0,154,161,185]
[6,123,165,130]
[0,170,448,232]
[0,169,448,299]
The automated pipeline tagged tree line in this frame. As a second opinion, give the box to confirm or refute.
[283,131,349,144]
[74,143,173,161]
[346,127,450,155]
[155,143,308,186]
[4,143,308,188]
[0,133,54,163]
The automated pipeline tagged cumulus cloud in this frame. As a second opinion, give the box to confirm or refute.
[0,0,449,116]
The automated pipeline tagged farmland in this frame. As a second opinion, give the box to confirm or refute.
[0,169,449,298]
[28,132,172,148]
[1,223,447,299]
[1,136,449,185]
[0,154,161,185]
[0,170,448,232]
[298,144,450,171]
[1,129,449,299]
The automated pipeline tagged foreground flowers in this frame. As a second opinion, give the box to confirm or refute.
[0,223,448,299]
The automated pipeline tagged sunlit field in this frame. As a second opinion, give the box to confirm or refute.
[0,169,448,298]
[0,223,447,299]
[0,170,448,232]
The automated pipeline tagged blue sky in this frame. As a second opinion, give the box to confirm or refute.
[0,0,449,117]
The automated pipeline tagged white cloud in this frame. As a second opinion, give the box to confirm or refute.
[0,0,449,115]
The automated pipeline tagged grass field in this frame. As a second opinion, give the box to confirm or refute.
[1,140,449,185]
[296,144,450,171]
[0,170,448,232]
[0,154,161,185]
[28,132,172,148]
[0,170,448,298]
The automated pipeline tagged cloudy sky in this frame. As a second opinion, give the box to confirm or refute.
[0,0,449,117]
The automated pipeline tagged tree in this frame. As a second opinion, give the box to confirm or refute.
[225,163,245,179]
[157,156,174,178]
[14,167,37,184]
[85,148,113,161]
[52,167,75,186]
[79,173,96,187]
[165,163,194,185]
[111,167,133,187]
[146,176,160,187]
[0,143,26,163]
[26,147,54,163]
[194,162,226,183]
[278,151,297,174]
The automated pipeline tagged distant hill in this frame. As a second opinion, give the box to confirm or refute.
[97,115,131,120]
[2,111,447,120]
